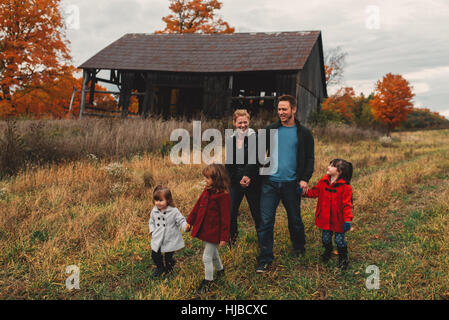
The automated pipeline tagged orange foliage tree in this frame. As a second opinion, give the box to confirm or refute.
[369,73,414,135]
[156,0,234,34]
[0,0,72,116]
[322,87,356,122]
[2,74,117,118]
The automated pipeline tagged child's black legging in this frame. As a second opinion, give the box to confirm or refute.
[322,230,347,248]
[152,249,175,269]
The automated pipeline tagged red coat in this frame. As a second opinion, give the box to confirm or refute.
[187,187,231,244]
[304,174,353,233]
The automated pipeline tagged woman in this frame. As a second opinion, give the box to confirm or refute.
[225,109,261,245]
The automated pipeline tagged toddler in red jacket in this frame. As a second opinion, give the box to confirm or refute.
[303,159,353,270]
[185,164,231,293]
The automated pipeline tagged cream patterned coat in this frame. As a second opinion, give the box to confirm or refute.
[149,206,187,253]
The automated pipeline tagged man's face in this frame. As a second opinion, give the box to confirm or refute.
[277,101,296,123]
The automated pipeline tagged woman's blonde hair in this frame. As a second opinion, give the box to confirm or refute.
[233,109,250,122]
[202,164,230,193]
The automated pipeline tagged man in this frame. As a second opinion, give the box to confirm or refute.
[256,94,315,273]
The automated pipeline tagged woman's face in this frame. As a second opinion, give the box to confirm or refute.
[233,116,249,133]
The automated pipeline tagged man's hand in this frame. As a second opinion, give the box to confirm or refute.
[219,241,227,247]
[184,224,191,232]
[240,176,251,188]
[299,180,309,195]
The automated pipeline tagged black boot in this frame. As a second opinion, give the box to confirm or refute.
[216,268,225,280]
[164,253,176,274]
[321,242,333,263]
[152,250,165,277]
[196,280,213,294]
[337,246,349,270]
[153,267,165,277]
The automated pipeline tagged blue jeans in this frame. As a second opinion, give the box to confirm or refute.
[257,179,306,264]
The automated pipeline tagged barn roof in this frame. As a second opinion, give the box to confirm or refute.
[78,31,322,73]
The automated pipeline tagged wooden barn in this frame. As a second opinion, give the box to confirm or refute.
[78,31,327,123]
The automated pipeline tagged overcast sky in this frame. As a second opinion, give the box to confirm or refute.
[63,0,449,118]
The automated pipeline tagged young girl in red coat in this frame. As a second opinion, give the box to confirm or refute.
[185,164,231,293]
[303,159,353,270]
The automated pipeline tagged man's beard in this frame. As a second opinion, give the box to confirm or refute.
[281,112,293,122]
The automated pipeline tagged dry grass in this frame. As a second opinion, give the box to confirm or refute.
[0,117,379,178]
[1,120,448,299]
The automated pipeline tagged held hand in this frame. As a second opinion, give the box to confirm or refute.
[343,222,351,233]
[184,224,191,232]
[219,241,227,247]
[296,184,303,196]
[240,176,251,188]
[299,181,309,195]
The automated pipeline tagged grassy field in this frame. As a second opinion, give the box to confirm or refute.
[1,125,448,300]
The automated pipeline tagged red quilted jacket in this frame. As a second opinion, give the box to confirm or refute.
[304,174,353,233]
[187,187,231,244]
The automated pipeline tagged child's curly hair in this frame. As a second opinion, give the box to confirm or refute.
[202,164,230,193]
[153,185,175,207]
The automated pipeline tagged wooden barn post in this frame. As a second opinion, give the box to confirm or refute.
[120,71,134,118]
[88,69,97,105]
[79,69,90,119]
[141,73,153,118]
[226,75,234,114]
[295,71,301,120]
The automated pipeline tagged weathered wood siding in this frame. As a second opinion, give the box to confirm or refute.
[202,75,231,118]
[296,34,327,123]
[275,72,297,97]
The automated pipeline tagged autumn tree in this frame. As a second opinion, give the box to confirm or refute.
[0,74,117,119]
[0,0,72,115]
[351,93,378,129]
[324,46,347,87]
[321,87,356,122]
[369,73,414,136]
[156,0,234,34]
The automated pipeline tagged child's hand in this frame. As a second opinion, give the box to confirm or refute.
[219,241,226,247]
[184,224,191,232]
[299,180,309,194]
[343,222,351,232]
[240,176,251,188]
